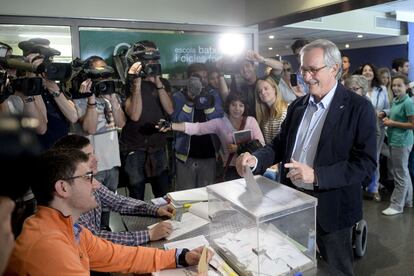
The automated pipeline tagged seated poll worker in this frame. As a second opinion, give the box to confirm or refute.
[52,134,174,244]
[236,39,377,276]
[5,149,211,275]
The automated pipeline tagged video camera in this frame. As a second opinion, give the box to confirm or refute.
[68,58,123,99]
[0,53,44,101]
[124,42,162,78]
[0,46,72,82]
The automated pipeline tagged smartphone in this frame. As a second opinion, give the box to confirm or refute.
[290,73,298,87]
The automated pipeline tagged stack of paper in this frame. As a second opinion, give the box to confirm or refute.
[160,235,235,276]
[213,226,313,276]
[148,212,209,241]
[167,187,208,207]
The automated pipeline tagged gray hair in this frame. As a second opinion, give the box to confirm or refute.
[344,75,369,96]
[300,39,342,80]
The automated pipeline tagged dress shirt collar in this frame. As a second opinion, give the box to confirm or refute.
[309,82,338,110]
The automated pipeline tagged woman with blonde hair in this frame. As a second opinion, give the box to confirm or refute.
[378,67,393,103]
[255,76,288,144]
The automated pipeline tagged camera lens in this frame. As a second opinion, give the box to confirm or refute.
[48,65,58,74]
[98,82,107,92]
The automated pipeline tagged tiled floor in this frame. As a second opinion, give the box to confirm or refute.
[110,186,414,276]
[354,194,414,276]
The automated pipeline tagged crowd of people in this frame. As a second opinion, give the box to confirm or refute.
[0,35,412,276]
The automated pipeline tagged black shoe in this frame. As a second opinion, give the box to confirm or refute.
[363,191,374,200]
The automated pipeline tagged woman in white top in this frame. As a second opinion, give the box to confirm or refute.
[361,63,390,201]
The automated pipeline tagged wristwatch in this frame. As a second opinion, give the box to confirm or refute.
[51,90,62,98]
[24,96,35,103]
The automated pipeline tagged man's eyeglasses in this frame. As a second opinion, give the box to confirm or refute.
[283,68,291,72]
[300,65,327,76]
[63,171,95,184]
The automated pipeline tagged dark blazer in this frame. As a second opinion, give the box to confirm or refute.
[254,83,377,233]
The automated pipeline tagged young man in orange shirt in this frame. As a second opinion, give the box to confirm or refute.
[5,149,208,275]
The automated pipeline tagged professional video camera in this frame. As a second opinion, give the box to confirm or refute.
[0,46,44,101]
[68,58,123,99]
[0,47,72,82]
[124,42,162,78]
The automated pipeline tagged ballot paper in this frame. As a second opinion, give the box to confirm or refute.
[148,212,208,240]
[188,201,209,220]
[243,165,263,196]
[213,226,313,276]
[167,187,208,206]
[164,235,209,250]
[162,236,235,276]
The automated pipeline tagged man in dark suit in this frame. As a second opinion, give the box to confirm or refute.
[236,39,376,276]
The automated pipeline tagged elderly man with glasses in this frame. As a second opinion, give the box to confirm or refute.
[5,149,210,275]
[237,39,376,276]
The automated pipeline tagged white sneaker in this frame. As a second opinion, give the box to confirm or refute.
[382,207,403,216]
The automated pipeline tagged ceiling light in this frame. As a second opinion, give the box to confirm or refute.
[268,35,274,39]
[268,47,273,50]
[357,34,363,38]
[345,44,350,48]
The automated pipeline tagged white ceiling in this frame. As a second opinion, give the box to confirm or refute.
[258,0,414,57]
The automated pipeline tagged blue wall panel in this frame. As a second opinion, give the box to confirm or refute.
[282,44,408,74]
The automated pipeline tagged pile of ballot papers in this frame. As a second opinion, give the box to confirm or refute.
[212,225,313,276]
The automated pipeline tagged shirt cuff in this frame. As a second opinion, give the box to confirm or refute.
[175,248,183,268]
[251,156,259,172]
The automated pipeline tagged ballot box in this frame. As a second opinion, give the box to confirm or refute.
[207,175,318,276]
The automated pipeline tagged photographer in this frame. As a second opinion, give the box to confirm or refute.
[171,63,224,190]
[0,42,47,134]
[120,40,173,200]
[218,50,283,118]
[73,56,126,229]
[19,38,78,149]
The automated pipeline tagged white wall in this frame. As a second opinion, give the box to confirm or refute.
[0,0,246,26]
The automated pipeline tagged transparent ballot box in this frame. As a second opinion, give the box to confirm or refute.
[207,176,318,276]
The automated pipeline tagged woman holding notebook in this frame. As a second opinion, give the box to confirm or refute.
[158,93,264,181]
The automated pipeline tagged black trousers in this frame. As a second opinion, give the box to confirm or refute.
[317,224,354,276]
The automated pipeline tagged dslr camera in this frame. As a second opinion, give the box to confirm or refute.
[124,42,162,78]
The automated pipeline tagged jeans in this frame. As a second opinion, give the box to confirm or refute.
[95,167,119,228]
[123,148,170,200]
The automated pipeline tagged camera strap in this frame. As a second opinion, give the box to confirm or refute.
[222,116,247,181]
